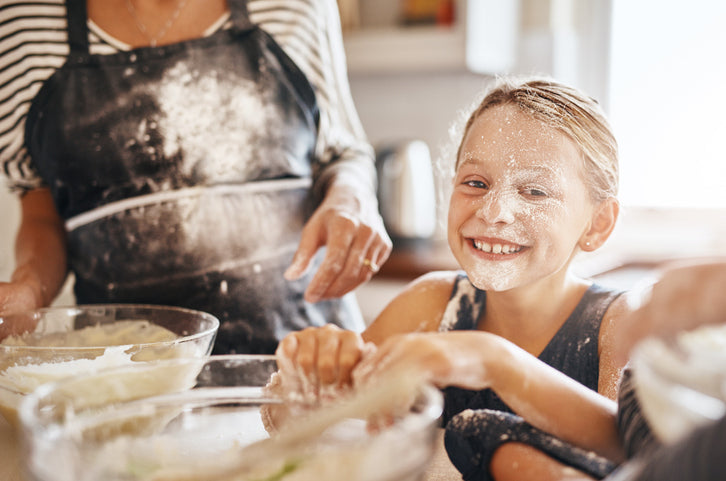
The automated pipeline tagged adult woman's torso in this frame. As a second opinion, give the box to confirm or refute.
[20,0,364,354]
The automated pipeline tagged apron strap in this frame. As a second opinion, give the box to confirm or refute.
[65,0,90,55]
[228,0,255,30]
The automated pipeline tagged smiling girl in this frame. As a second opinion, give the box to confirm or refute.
[274,77,634,480]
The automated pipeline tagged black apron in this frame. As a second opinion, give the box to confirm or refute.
[24,0,364,354]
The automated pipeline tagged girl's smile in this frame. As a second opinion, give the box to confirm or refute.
[469,236,527,256]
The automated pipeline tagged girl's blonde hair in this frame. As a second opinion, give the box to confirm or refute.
[456,76,619,202]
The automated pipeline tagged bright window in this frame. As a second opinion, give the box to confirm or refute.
[608,0,726,208]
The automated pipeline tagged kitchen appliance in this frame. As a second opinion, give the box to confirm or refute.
[376,139,437,242]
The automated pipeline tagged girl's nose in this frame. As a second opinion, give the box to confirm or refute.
[476,190,515,224]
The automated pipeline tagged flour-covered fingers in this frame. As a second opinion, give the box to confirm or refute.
[276,324,368,401]
[335,329,367,386]
[316,327,343,386]
[275,335,306,398]
[277,329,323,401]
[351,338,401,387]
[319,225,392,300]
[303,214,356,302]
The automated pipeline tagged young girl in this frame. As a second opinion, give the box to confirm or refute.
[274,77,633,480]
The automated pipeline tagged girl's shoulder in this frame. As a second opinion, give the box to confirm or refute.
[596,288,637,398]
[362,270,460,344]
[599,287,636,335]
[410,269,462,291]
[596,284,634,352]
[400,270,463,309]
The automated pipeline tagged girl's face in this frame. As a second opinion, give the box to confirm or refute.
[448,104,595,292]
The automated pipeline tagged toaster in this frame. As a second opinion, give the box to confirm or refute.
[375,139,437,241]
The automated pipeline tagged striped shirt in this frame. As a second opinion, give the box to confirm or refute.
[0,0,374,193]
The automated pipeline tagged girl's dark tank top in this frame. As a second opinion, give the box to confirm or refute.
[439,273,623,424]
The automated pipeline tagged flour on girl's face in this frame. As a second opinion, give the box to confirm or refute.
[447,105,594,292]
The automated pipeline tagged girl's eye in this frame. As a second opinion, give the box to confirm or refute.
[522,188,548,197]
[463,180,488,189]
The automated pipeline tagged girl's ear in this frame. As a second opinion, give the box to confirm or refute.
[579,197,619,252]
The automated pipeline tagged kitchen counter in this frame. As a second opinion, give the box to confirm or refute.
[425,429,464,480]
[0,417,26,481]
[1,416,462,481]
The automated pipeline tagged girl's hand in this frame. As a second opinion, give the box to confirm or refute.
[353,331,502,392]
[284,181,392,303]
[275,324,372,403]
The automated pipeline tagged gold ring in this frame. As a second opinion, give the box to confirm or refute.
[362,258,379,273]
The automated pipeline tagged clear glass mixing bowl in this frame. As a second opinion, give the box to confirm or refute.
[631,323,726,444]
[0,304,219,428]
[20,355,443,481]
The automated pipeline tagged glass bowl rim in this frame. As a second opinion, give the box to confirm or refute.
[18,354,443,436]
[0,303,220,352]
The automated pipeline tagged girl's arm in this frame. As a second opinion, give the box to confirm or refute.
[487,334,625,462]
[355,330,625,463]
[266,271,455,431]
[275,271,457,389]
[0,189,67,321]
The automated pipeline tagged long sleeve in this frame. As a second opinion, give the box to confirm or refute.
[248,0,377,200]
[0,1,67,192]
[0,0,116,193]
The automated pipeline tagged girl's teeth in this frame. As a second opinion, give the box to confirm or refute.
[474,240,521,254]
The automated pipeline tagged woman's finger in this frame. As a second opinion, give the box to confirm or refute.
[317,230,376,299]
[303,214,357,302]
[285,215,325,281]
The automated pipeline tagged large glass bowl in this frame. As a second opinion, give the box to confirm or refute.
[19,355,443,481]
[0,304,219,428]
[631,323,726,444]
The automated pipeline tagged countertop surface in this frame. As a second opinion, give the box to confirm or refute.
[0,417,26,481]
[425,428,464,481]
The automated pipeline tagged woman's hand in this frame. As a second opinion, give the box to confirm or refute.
[0,280,41,315]
[285,180,392,303]
[0,280,42,340]
[0,188,67,326]
[614,258,726,362]
[275,324,372,403]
